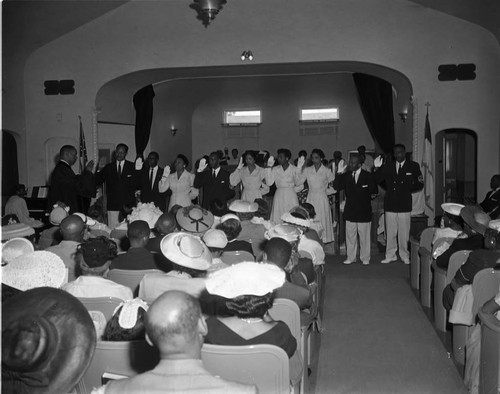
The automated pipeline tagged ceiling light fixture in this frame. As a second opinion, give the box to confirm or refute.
[190,0,227,27]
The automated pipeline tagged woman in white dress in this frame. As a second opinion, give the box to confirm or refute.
[229,150,269,202]
[301,149,335,243]
[159,154,198,211]
[265,148,305,225]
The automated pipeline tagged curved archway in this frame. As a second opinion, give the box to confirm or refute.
[435,128,477,213]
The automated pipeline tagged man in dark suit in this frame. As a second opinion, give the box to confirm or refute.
[194,151,235,211]
[95,143,137,228]
[333,154,377,265]
[374,144,424,264]
[137,152,167,211]
[49,145,95,213]
[480,174,500,220]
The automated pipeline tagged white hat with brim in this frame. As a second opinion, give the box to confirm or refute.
[220,213,240,223]
[1,223,35,241]
[74,212,97,226]
[49,206,69,225]
[265,224,303,242]
[1,238,35,263]
[441,203,465,217]
[229,200,259,213]
[281,212,311,228]
[160,232,212,270]
[489,219,500,232]
[206,262,285,298]
[203,229,228,248]
[2,251,67,291]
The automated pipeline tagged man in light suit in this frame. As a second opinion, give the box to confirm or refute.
[333,154,377,265]
[95,143,137,228]
[194,151,235,212]
[48,145,95,213]
[374,144,424,264]
[137,151,167,211]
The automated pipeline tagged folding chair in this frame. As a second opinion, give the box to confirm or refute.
[75,340,160,394]
[418,227,436,308]
[410,235,420,289]
[478,307,500,394]
[202,344,290,394]
[78,297,124,321]
[220,250,255,265]
[108,269,162,295]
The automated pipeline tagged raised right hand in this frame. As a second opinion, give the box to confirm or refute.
[237,156,244,170]
[197,158,208,173]
[337,159,347,174]
[374,155,384,168]
[267,156,275,168]
[135,157,143,170]
[164,165,171,177]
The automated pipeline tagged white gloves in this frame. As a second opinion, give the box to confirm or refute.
[164,165,171,177]
[374,155,384,168]
[135,157,143,170]
[237,157,244,170]
[297,156,306,169]
[337,159,347,174]
[267,156,275,168]
[198,158,208,173]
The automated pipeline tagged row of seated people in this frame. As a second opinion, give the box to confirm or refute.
[1,199,327,392]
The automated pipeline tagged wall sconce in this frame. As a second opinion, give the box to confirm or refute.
[399,112,408,123]
[240,50,254,61]
[170,126,178,136]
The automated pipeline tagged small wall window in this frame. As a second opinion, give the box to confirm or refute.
[223,110,262,126]
[299,107,339,123]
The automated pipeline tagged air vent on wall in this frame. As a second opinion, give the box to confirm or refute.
[299,123,338,137]
[224,126,259,139]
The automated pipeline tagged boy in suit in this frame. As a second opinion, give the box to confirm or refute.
[333,154,377,265]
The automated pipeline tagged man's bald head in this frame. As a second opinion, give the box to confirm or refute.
[263,238,292,269]
[145,291,205,358]
[155,213,177,235]
[60,215,86,242]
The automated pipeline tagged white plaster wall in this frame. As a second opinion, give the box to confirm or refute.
[23,0,500,197]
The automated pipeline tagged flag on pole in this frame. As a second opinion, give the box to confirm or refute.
[422,107,434,212]
[79,116,88,173]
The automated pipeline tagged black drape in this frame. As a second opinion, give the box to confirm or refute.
[2,131,19,198]
[352,73,395,154]
[133,85,155,159]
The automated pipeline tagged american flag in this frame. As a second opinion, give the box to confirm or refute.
[79,116,88,172]
[421,108,434,212]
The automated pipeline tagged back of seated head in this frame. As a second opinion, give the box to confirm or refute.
[171,262,207,278]
[169,204,183,216]
[127,220,150,246]
[88,203,105,223]
[145,291,203,354]
[264,238,292,269]
[60,215,86,242]
[210,199,228,217]
[300,203,316,219]
[155,213,176,236]
[76,236,118,271]
[217,219,242,241]
[225,293,275,319]
[103,299,148,341]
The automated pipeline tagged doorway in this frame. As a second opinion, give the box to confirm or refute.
[435,128,477,214]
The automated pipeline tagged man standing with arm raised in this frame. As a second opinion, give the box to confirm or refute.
[374,144,424,264]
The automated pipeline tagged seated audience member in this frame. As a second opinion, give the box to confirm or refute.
[4,184,44,228]
[300,202,324,241]
[102,298,149,341]
[204,262,303,385]
[138,232,211,300]
[217,214,254,256]
[210,199,229,228]
[229,199,268,256]
[38,205,69,248]
[480,174,500,220]
[261,237,313,311]
[94,291,256,394]
[62,236,133,300]
[2,287,96,394]
[203,229,229,272]
[146,212,177,253]
[436,205,490,269]
[46,214,85,281]
[176,205,214,235]
[110,220,163,270]
[443,219,500,310]
[86,203,113,237]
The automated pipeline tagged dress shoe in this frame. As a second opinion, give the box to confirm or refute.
[402,259,410,265]
[362,261,370,265]
[343,260,353,265]
[381,257,397,264]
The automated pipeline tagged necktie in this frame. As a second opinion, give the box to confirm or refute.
[118,162,122,177]
[212,169,216,179]
[150,168,154,190]
[398,163,402,174]
[352,171,356,184]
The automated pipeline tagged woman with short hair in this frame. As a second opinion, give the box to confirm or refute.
[159,154,199,211]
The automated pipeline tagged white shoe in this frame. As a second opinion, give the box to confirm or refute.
[343,260,353,265]
[402,259,410,265]
[362,261,370,265]
[381,257,397,264]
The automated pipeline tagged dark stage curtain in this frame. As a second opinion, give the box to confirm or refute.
[133,85,155,159]
[353,73,395,154]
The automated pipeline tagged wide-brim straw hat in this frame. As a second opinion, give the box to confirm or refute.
[1,237,35,264]
[2,287,96,393]
[460,205,491,235]
[74,212,97,226]
[160,232,212,270]
[176,205,214,234]
[203,229,228,248]
[441,203,465,217]
[1,223,35,241]
[265,223,303,242]
[281,212,311,228]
